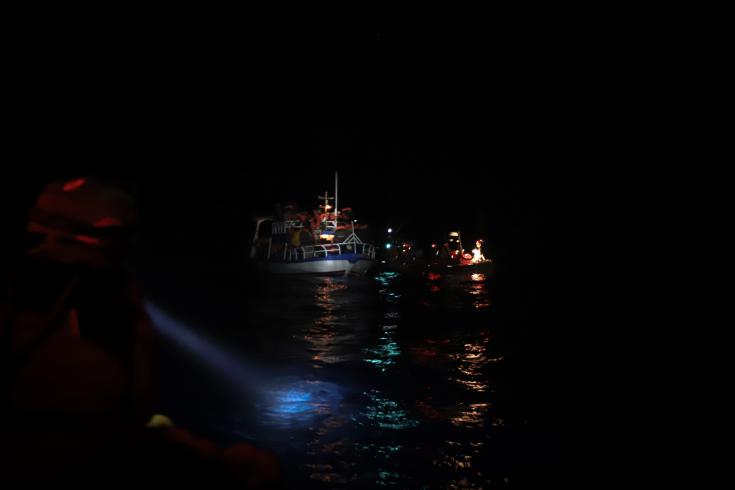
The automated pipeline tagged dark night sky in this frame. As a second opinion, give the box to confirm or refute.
[5,29,639,229]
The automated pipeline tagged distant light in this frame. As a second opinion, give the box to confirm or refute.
[387,228,393,233]
[385,243,392,249]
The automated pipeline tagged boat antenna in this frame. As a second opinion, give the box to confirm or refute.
[334,170,339,223]
[318,191,334,212]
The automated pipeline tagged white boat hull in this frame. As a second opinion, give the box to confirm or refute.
[268,257,373,276]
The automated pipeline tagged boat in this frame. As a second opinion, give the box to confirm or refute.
[379,237,428,273]
[426,231,493,274]
[250,171,376,276]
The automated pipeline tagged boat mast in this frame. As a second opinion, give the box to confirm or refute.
[318,191,334,213]
[334,170,339,223]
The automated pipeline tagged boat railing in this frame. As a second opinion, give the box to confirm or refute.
[284,242,376,262]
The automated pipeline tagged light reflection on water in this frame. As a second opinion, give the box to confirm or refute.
[468,273,491,309]
[237,271,504,487]
[436,440,493,489]
[450,337,500,393]
[355,389,420,430]
[260,378,343,429]
[375,271,401,305]
[361,329,400,372]
[304,279,356,367]
[363,273,402,373]
[424,270,492,311]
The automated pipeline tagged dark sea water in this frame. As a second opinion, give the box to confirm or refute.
[147,268,522,489]
[141,187,641,490]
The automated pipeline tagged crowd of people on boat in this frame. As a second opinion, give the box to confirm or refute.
[433,238,488,266]
[272,203,370,253]
[384,232,490,269]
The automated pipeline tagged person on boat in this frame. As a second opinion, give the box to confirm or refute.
[300,224,313,246]
[438,242,451,264]
[290,227,301,249]
[471,240,486,263]
[270,238,285,259]
[290,227,302,260]
[0,177,279,488]
[310,210,321,232]
[338,208,352,229]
